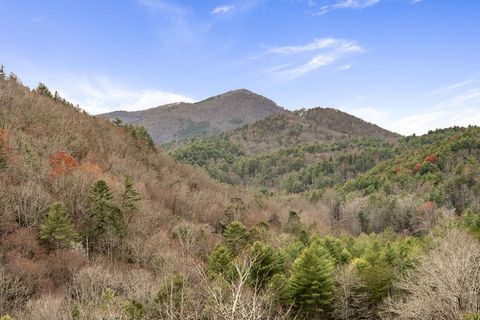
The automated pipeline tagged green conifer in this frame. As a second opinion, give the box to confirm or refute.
[39,202,78,249]
[122,176,141,212]
[224,221,249,254]
[207,245,234,279]
[249,241,284,288]
[87,180,124,239]
[287,241,334,313]
[35,82,53,98]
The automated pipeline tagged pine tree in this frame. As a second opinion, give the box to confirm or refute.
[207,245,234,279]
[224,221,249,254]
[287,241,334,313]
[122,176,141,213]
[0,64,5,79]
[248,241,284,288]
[87,180,124,239]
[36,82,53,98]
[39,202,78,249]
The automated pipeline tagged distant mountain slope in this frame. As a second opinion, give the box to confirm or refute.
[170,106,401,191]
[101,89,283,144]
[227,107,400,155]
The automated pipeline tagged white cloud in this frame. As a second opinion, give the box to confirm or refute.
[337,63,353,70]
[423,79,478,96]
[212,5,235,14]
[344,84,480,135]
[59,75,195,115]
[265,38,363,80]
[267,37,339,54]
[318,0,380,15]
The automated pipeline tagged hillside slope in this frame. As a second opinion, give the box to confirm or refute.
[171,106,400,192]
[0,75,306,317]
[227,107,400,155]
[102,89,283,144]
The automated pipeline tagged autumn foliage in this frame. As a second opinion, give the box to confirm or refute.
[48,151,78,177]
[424,154,439,164]
[417,201,437,214]
[412,163,421,174]
[0,129,12,167]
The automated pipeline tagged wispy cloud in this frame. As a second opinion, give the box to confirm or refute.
[60,75,195,114]
[212,4,235,14]
[264,38,363,80]
[267,37,339,54]
[318,0,380,15]
[423,79,478,96]
[136,0,204,45]
[337,63,353,70]
[136,0,185,14]
[210,0,264,15]
[345,82,480,135]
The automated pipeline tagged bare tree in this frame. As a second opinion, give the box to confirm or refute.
[189,251,294,320]
[381,230,480,320]
[333,264,371,320]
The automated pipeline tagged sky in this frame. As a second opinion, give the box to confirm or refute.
[1,0,480,135]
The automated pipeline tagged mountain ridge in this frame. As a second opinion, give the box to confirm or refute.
[101,89,284,144]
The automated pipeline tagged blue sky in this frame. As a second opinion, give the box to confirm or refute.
[1,0,479,135]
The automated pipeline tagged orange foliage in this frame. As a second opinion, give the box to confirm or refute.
[81,161,102,177]
[424,154,439,164]
[417,201,437,213]
[0,128,12,155]
[393,167,402,174]
[412,163,421,174]
[48,151,79,177]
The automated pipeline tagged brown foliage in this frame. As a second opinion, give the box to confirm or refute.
[381,230,480,320]
[424,154,439,164]
[48,151,79,177]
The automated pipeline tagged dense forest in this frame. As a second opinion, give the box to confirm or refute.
[1,69,480,320]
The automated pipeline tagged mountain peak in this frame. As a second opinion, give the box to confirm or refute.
[102,89,283,144]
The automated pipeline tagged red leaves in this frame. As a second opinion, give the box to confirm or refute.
[0,128,12,155]
[424,154,439,164]
[412,163,421,174]
[49,151,78,177]
[417,201,437,214]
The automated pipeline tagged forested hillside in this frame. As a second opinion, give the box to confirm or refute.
[102,89,283,144]
[2,70,480,320]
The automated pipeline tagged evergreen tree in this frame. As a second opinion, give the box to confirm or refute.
[224,221,249,254]
[36,82,53,98]
[320,236,352,265]
[248,241,284,288]
[122,176,141,212]
[39,202,78,249]
[0,64,5,79]
[207,245,234,279]
[287,241,334,313]
[87,180,124,239]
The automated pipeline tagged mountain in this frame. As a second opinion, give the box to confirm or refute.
[227,107,400,155]
[101,89,283,144]
[2,72,480,320]
[170,106,401,191]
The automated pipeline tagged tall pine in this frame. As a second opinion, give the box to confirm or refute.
[122,176,141,217]
[248,241,284,288]
[39,202,78,249]
[87,180,124,239]
[224,221,249,254]
[287,241,334,313]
